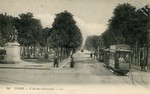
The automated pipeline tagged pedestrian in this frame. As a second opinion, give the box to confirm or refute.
[90,53,93,58]
[140,58,144,71]
[54,55,59,67]
[143,58,148,72]
[70,57,74,68]
[44,53,48,59]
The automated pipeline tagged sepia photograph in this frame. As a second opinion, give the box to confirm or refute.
[0,0,150,94]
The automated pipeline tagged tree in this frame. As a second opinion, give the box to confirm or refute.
[15,12,42,46]
[136,5,150,68]
[49,10,83,61]
[108,3,137,45]
[0,13,15,46]
[14,12,42,58]
[39,27,51,47]
[51,10,83,52]
[101,3,150,65]
[84,35,99,51]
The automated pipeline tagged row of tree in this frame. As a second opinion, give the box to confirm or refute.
[84,35,100,51]
[0,11,83,60]
[102,4,149,48]
[0,13,15,46]
[85,3,149,64]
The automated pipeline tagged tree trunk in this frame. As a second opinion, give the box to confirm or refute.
[34,44,35,58]
[20,46,23,59]
[27,46,30,58]
[135,41,138,65]
[40,46,42,56]
[66,48,68,58]
[23,44,25,59]
[63,48,65,59]
[64,48,66,58]
[60,47,63,62]
[30,45,33,56]
[145,47,149,70]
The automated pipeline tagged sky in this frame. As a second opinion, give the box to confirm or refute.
[0,0,149,43]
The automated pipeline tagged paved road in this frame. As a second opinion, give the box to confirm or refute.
[0,50,150,87]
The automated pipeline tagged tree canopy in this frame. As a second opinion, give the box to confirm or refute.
[50,10,83,50]
[84,35,99,50]
[0,13,15,46]
[14,12,42,46]
[101,3,150,48]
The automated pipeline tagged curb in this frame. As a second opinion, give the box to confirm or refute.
[131,66,141,71]
[0,66,51,70]
[131,66,150,73]
[0,57,71,70]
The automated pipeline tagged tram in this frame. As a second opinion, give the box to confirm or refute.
[97,46,105,62]
[108,44,132,74]
[103,49,110,67]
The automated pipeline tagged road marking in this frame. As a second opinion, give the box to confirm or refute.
[49,60,71,70]
[59,58,71,69]
[110,69,114,73]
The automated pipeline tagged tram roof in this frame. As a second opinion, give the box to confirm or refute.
[112,49,131,52]
[110,44,131,50]
[104,49,132,52]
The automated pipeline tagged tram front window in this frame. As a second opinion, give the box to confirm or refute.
[116,52,131,63]
[125,53,131,63]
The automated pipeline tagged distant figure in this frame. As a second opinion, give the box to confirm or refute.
[54,55,59,67]
[44,53,48,59]
[143,58,148,71]
[140,58,144,71]
[118,55,125,63]
[90,53,93,58]
[70,56,74,68]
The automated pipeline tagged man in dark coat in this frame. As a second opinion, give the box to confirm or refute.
[140,58,144,71]
[90,53,93,58]
[54,55,59,67]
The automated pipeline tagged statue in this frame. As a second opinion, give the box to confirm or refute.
[4,26,20,63]
[9,27,18,42]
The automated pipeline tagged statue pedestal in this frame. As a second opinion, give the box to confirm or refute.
[4,42,20,63]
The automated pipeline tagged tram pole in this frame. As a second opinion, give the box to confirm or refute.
[110,30,119,45]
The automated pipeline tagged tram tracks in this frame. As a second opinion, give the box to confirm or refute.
[128,71,148,87]
[137,71,147,86]
[110,69,148,86]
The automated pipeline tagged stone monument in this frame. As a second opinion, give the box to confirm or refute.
[4,27,21,63]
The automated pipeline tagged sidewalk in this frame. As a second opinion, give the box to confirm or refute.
[0,57,71,70]
[131,64,150,72]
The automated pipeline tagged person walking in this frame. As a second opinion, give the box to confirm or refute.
[70,56,74,68]
[143,58,148,72]
[140,58,144,71]
[90,53,93,58]
[54,55,59,68]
